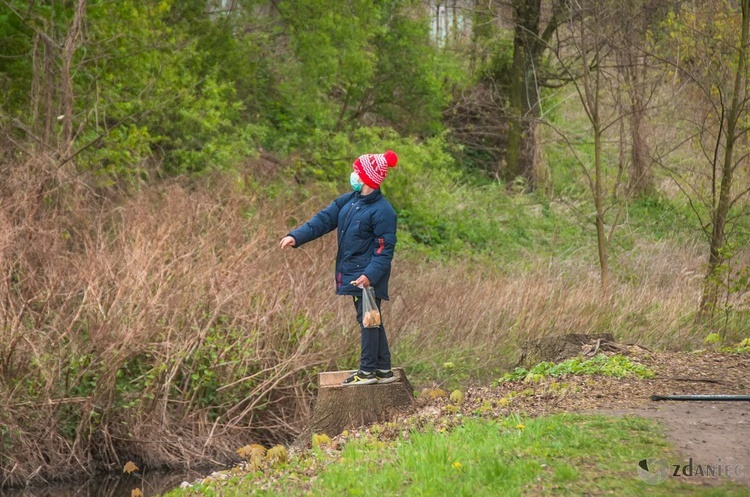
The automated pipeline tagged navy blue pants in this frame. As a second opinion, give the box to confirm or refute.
[353,295,391,373]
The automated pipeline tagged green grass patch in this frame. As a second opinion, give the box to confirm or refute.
[497,354,655,384]
[164,414,747,496]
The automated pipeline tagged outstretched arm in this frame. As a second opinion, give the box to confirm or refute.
[285,193,351,248]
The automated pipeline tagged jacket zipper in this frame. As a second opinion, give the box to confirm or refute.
[336,197,361,272]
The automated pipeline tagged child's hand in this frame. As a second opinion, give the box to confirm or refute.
[351,275,370,287]
[279,236,296,249]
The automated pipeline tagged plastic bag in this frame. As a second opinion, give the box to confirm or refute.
[361,286,381,328]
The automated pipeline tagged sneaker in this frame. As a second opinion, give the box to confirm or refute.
[342,370,378,386]
[375,369,397,384]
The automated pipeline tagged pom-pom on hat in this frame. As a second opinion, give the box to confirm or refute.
[353,150,398,189]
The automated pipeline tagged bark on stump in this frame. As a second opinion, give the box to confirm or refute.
[516,333,615,368]
[293,368,413,449]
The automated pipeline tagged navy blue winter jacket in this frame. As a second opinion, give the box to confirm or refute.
[288,189,397,300]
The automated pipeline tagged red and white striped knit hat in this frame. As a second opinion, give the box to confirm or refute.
[353,150,398,189]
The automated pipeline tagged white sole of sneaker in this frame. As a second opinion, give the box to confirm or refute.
[342,379,378,386]
[376,377,397,384]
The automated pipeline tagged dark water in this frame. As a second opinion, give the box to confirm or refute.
[0,468,210,497]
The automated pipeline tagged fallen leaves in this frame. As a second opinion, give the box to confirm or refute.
[266,445,288,465]
[410,351,748,424]
[420,388,447,400]
[237,444,266,461]
[235,443,289,473]
[311,433,331,448]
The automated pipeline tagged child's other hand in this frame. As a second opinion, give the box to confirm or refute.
[280,236,296,249]
[351,275,370,287]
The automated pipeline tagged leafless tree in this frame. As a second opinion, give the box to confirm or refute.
[611,0,669,197]
[4,0,88,163]
[646,0,750,323]
[544,0,632,289]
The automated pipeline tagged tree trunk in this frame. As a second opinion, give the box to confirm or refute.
[625,52,654,197]
[578,2,608,290]
[699,0,750,319]
[470,0,493,78]
[59,0,87,158]
[628,99,653,196]
[435,0,441,44]
[30,33,57,149]
[293,368,414,449]
[504,0,558,192]
[594,124,609,289]
[452,0,458,44]
[614,0,658,198]
[505,0,542,190]
[443,0,449,45]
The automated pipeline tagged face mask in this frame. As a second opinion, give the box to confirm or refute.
[350,171,363,192]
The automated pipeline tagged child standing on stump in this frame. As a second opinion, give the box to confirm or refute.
[280,150,399,386]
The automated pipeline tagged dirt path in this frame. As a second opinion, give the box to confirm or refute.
[601,403,749,486]
[410,350,750,487]
[570,350,749,486]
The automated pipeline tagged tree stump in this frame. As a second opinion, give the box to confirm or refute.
[516,333,615,368]
[293,368,413,449]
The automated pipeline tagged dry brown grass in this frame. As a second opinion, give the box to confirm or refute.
[387,237,707,379]
[0,153,719,488]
